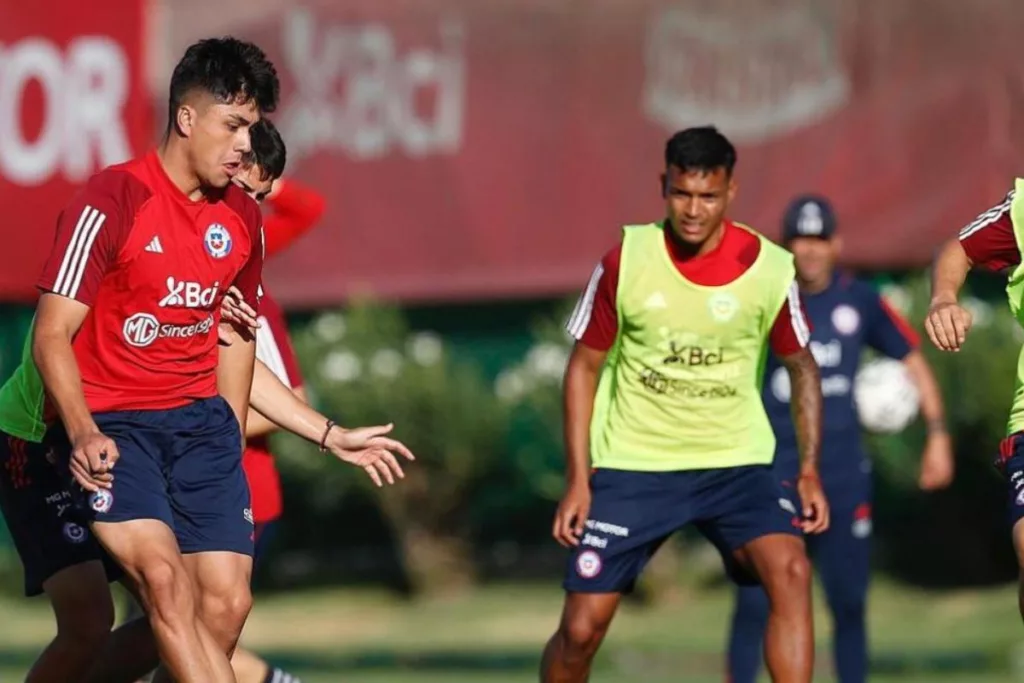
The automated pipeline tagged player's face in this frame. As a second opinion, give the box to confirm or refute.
[789,236,839,284]
[232,163,274,202]
[186,96,260,189]
[661,165,735,247]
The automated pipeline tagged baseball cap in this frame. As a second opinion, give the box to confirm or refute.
[782,195,837,241]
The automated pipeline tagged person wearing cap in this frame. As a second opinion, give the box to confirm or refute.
[726,195,954,683]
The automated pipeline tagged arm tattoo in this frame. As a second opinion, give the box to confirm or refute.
[781,348,822,472]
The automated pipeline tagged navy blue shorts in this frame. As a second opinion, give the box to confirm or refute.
[0,432,122,596]
[53,396,253,556]
[563,466,801,593]
[999,432,1024,528]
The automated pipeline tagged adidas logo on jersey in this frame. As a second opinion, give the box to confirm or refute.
[144,236,163,254]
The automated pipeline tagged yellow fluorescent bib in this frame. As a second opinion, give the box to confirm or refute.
[589,223,796,471]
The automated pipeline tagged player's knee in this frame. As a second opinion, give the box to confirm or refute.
[559,613,610,660]
[199,582,252,650]
[138,559,193,626]
[763,549,812,599]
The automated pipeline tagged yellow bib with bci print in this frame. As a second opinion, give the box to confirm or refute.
[589,222,796,471]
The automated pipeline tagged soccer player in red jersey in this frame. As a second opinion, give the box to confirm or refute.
[31,38,278,682]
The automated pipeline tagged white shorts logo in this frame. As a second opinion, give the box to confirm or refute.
[63,522,88,544]
[204,223,232,259]
[89,489,113,514]
[778,497,797,515]
[123,313,160,347]
[576,550,602,579]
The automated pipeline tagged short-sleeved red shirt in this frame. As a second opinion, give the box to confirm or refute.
[566,221,811,355]
[244,291,303,523]
[37,150,264,413]
[958,188,1020,273]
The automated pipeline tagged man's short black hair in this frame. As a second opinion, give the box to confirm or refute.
[245,118,286,181]
[168,37,280,128]
[664,126,737,176]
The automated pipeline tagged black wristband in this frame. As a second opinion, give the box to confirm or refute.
[319,420,336,452]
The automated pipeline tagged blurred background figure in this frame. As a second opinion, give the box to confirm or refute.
[4,1,1024,681]
[727,196,954,683]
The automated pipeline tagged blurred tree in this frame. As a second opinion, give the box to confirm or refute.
[280,302,511,597]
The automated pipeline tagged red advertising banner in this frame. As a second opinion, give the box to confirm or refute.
[4,0,1020,305]
[225,0,1019,306]
[0,1,152,301]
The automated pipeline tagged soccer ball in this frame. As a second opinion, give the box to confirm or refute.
[853,358,920,434]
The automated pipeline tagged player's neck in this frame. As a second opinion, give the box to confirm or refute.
[666,220,726,260]
[157,137,205,201]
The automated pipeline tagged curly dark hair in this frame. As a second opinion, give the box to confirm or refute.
[167,36,280,128]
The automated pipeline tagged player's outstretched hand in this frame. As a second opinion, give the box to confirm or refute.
[924,300,972,352]
[324,423,416,487]
[552,481,591,548]
[218,286,260,344]
[70,431,119,493]
[797,474,830,534]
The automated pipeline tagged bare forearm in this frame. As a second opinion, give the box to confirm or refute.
[903,351,946,432]
[245,409,278,438]
[785,352,822,475]
[249,361,326,443]
[563,361,598,485]
[930,238,971,305]
[32,329,97,440]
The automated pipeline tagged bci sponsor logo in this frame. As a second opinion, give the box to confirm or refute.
[278,9,466,162]
[663,344,724,367]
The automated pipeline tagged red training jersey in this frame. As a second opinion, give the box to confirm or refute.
[244,291,304,523]
[567,221,811,355]
[263,180,326,258]
[958,188,1020,273]
[37,150,264,413]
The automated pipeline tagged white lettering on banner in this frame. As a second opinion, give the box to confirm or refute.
[0,37,130,186]
[279,9,466,161]
[642,3,850,143]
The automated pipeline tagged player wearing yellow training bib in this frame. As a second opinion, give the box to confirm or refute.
[928,179,1024,631]
[540,127,830,683]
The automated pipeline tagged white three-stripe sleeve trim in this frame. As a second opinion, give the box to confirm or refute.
[959,189,1014,240]
[786,281,811,348]
[255,318,291,386]
[565,262,604,340]
[53,206,107,299]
